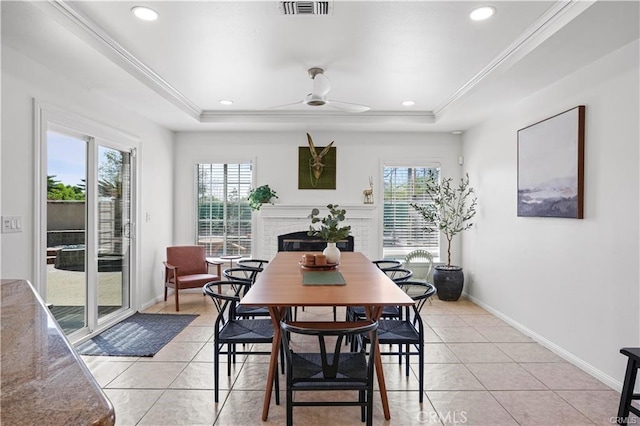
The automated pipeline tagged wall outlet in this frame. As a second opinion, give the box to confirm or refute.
[2,216,23,233]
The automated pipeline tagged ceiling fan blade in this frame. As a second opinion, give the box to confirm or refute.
[325,99,370,113]
[312,73,331,98]
[268,100,307,110]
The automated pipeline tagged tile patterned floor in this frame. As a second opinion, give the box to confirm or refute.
[80,293,628,425]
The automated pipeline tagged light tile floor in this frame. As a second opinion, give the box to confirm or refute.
[81,293,628,425]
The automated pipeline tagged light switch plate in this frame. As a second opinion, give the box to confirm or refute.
[1,216,23,233]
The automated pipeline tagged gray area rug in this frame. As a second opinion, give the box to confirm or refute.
[76,312,198,357]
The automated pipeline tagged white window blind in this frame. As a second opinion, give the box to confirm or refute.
[196,163,252,257]
[383,166,440,260]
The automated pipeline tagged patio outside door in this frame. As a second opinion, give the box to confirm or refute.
[45,128,134,336]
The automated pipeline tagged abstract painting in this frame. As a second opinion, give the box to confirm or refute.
[517,105,585,218]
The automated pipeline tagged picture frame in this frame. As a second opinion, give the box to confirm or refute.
[517,105,585,219]
[298,145,336,189]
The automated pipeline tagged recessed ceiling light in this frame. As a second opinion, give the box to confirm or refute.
[470,6,495,21]
[401,100,415,107]
[451,130,464,135]
[219,100,234,106]
[131,6,158,21]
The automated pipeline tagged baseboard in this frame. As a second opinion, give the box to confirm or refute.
[463,292,622,392]
[139,288,204,312]
[139,294,165,312]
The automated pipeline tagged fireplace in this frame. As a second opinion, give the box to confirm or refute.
[278,231,354,253]
[258,204,375,259]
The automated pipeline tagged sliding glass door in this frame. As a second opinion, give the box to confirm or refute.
[96,145,132,322]
[39,107,137,338]
[46,130,89,333]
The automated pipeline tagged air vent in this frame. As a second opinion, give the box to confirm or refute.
[280,1,332,15]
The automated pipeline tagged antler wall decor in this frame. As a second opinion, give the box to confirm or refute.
[307,133,334,187]
[298,133,337,189]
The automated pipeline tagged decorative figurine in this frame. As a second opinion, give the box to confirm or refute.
[363,176,374,204]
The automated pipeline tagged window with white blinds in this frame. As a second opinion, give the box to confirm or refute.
[196,163,252,257]
[383,165,440,260]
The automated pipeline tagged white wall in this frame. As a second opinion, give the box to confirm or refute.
[462,39,640,389]
[173,131,462,260]
[0,46,175,309]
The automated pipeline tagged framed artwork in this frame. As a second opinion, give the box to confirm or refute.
[298,145,337,190]
[517,105,585,218]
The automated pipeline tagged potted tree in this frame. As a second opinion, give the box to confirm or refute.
[247,185,278,211]
[307,204,351,264]
[411,171,477,301]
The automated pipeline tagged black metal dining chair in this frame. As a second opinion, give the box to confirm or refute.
[347,268,413,322]
[203,280,279,403]
[223,266,270,318]
[280,320,379,426]
[358,281,436,403]
[617,347,640,424]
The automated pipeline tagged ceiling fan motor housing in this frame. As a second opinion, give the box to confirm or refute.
[305,93,327,106]
[308,67,324,79]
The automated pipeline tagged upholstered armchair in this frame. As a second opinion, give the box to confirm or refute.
[163,245,221,311]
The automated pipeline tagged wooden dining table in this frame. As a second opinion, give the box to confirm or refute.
[240,251,414,421]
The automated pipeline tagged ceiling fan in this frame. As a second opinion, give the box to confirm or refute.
[273,67,370,113]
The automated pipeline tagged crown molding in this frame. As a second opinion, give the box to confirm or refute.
[199,110,435,124]
[41,0,203,120]
[434,0,596,117]
[39,0,592,127]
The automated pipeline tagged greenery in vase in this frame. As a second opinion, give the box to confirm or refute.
[410,171,477,268]
[247,185,278,211]
[307,204,351,243]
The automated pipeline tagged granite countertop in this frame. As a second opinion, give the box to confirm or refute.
[0,279,115,425]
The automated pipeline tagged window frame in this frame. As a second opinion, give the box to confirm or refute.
[194,161,254,258]
[381,160,442,262]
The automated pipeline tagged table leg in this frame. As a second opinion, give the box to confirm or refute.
[262,306,285,421]
[366,306,391,420]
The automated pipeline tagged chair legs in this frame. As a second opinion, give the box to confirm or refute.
[215,342,279,405]
[618,348,640,424]
[285,388,373,425]
[366,388,374,426]
[214,345,221,403]
[163,285,180,311]
[359,339,424,403]
[286,387,293,426]
[418,343,424,403]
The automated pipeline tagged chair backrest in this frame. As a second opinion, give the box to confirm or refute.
[381,267,413,283]
[237,259,269,269]
[166,246,208,276]
[203,280,250,325]
[223,266,263,285]
[397,280,437,315]
[402,249,434,282]
[280,320,378,380]
[371,259,402,270]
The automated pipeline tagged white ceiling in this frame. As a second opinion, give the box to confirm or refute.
[2,1,638,132]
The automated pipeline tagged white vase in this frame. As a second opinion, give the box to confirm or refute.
[323,242,341,264]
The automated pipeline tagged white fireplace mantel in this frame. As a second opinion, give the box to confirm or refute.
[257,204,379,259]
[259,204,376,219]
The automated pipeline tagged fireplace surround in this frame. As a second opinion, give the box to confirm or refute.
[277,231,354,252]
[258,204,376,260]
